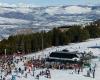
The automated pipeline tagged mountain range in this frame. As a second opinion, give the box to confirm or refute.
[0,5,100,40]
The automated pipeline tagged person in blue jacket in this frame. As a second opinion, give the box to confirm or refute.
[11,75,16,80]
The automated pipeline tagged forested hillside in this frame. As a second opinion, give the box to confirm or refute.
[0,20,100,55]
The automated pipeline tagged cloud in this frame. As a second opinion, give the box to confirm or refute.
[0,4,92,14]
[45,6,92,15]
[0,3,38,14]
[95,10,100,14]
[45,6,63,15]
[15,7,32,14]
[17,3,38,7]
[0,3,17,7]
[65,6,92,14]
[0,3,38,7]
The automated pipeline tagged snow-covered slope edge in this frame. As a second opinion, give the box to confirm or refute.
[24,38,100,58]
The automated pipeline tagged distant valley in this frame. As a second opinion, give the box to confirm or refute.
[0,5,100,40]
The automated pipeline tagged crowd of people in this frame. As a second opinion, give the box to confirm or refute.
[0,52,97,80]
[0,55,51,80]
[87,63,96,78]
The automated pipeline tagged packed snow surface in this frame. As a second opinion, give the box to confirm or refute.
[25,38,100,58]
[3,38,100,80]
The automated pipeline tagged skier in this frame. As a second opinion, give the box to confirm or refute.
[87,70,90,77]
[32,68,35,76]
[21,70,24,75]
[99,54,100,61]
[11,75,16,80]
[46,69,51,78]
[25,73,27,78]
[18,67,21,73]
[92,68,95,78]
[3,77,5,80]
[78,69,80,74]
[0,75,2,80]
[36,74,39,80]
[24,66,27,71]
[89,67,91,73]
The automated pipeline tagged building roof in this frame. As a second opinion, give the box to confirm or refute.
[49,51,78,59]
[46,51,82,63]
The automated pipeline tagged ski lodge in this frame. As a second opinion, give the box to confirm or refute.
[46,50,83,64]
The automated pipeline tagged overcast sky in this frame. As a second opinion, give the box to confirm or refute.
[0,0,100,7]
